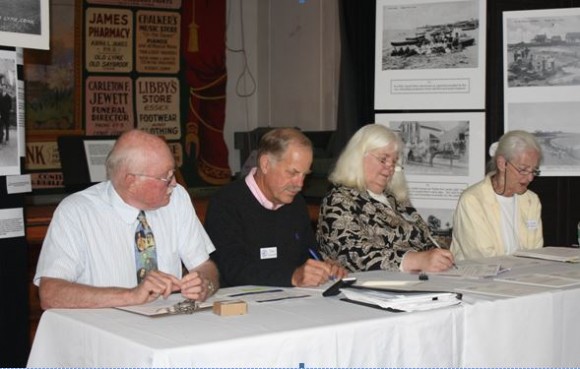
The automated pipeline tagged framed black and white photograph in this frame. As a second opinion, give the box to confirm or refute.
[416,207,454,240]
[505,11,580,88]
[503,7,580,177]
[375,0,486,110]
[393,120,470,177]
[0,49,19,176]
[508,101,580,177]
[0,0,49,50]
[376,112,485,214]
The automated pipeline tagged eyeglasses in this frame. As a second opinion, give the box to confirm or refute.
[368,153,404,172]
[130,171,176,186]
[507,161,540,177]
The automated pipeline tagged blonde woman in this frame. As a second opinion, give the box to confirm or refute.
[316,124,455,272]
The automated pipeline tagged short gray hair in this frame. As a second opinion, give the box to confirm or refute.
[488,130,543,173]
[257,128,312,163]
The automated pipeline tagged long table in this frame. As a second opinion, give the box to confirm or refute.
[27,256,580,367]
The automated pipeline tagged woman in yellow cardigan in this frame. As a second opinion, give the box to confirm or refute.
[451,130,543,260]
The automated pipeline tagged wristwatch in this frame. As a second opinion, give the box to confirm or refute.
[207,279,216,296]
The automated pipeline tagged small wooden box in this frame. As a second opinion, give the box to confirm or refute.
[212,300,248,316]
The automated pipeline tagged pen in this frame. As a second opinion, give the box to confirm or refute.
[308,248,336,280]
[308,248,322,260]
[228,288,283,297]
[428,235,458,270]
[256,294,311,303]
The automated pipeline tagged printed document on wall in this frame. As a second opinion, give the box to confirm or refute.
[0,208,25,239]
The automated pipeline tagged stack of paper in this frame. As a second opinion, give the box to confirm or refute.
[495,273,580,288]
[456,282,551,298]
[513,247,580,263]
[433,263,504,278]
[341,287,461,312]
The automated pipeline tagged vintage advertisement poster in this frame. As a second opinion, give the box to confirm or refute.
[376,113,485,236]
[0,0,49,50]
[85,7,133,73]
[504,8,580,177]
[87,0,181,9]
[25,141,60,171]
[375,0,486,110]
[135,76,180,140]
[85,76,134,135]
[0,50,19,176]
[29,172,64,189]
[136,10,180,73]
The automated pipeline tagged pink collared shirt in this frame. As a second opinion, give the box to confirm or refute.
[245,167,284,210]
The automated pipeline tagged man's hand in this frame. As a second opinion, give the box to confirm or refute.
[39,273,181,310]
[177,259,219,302]
[179,271,216,302]
[291,259,348,287]
[132,270,181,304]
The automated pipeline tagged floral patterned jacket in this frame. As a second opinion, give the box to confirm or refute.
[316,184,436,272]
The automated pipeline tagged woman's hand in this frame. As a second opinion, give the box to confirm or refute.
[402,248,455,272]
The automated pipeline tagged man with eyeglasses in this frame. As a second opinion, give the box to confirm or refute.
[451,130,544,260]
[34,130,219,309]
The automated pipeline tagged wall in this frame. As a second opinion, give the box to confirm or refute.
[225,0,340,173]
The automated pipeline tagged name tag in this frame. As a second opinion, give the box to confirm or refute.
[260,247,278,260]
[526,219,538,230]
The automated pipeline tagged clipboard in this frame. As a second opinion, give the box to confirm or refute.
[116,297,213,317]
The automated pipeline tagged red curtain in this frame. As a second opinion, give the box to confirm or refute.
[181,0,230,185]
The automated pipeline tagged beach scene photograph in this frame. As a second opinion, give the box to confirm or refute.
[506,14,580,87]
[508,101,580,174]
[381,0,480,70]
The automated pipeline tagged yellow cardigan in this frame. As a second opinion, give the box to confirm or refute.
[451,174,543,260]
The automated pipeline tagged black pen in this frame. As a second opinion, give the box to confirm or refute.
[256,294,311,303]
[228,288,283,297]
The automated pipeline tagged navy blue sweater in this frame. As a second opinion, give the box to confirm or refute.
[205,179,313,287]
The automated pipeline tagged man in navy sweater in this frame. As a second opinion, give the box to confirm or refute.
[205,128,347,287]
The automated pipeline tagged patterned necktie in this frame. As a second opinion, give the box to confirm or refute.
[134,210,158,283]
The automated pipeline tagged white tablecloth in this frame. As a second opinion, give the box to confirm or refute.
[27,256,580,367]
[459,257,580,367]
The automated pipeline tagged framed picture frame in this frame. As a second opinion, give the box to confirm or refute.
[24,0,83,142]
[0,0,50,50]
[24,0,82,186]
